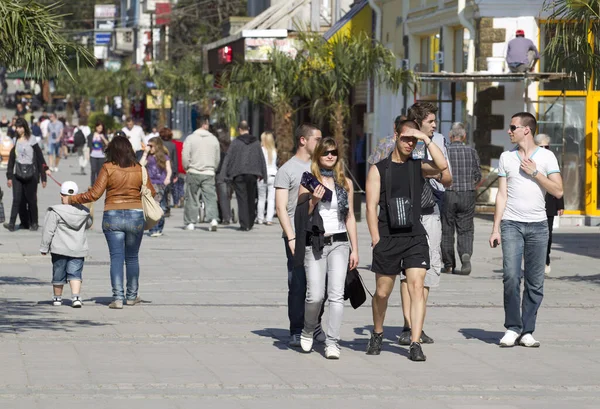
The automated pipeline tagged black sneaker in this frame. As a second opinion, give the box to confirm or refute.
[459,254,472,275]
[30,224,39,232]
[3,223,15,232]
[409,342,426,362]
[398,327,411,345]
[366,332,383,355]
[420,330,434,344]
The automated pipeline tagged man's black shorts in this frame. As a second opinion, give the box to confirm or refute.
[371,234,430,275]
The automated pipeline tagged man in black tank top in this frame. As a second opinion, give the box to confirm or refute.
[365,120,449,362]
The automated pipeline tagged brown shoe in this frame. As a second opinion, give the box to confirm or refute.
[108,300,123,309]
[126,296,141,306]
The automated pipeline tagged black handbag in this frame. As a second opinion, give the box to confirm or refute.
[344,268,371,309]
[421,180,436,209]
[385,155,416,229]
[15,162,36,182]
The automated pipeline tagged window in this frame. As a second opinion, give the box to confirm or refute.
[418,34,440,97]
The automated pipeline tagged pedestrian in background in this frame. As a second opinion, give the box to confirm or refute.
[215,127,233,224]
[121,117,145,160]
[222,120,267,231]
[4,118,49,232]
[534,133,564,276]
[63,135,156,309]
[257,131,277,225]
[40,181,91,308]
[160,127,178,218]
[88,121,109,186]
[182,115,220,231]
[441,122,481,275]
[140,136,172,237]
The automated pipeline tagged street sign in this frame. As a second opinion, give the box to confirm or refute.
[95,32,111,45]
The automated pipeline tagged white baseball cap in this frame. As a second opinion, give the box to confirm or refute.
[60,181,79,196]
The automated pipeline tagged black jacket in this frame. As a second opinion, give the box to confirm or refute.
[7,142,48,184]
[222,133,267,181]
[293,197,326,268]
[545,193,564,217]
[163,140,178,180]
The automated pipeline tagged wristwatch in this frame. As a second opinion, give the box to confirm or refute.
[532,170,539,177]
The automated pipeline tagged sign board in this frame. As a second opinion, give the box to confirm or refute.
[142,0,158,13]
[114,28,134,53]
[244,38,299,62]
[146,90,172,109]
[94,46,108,60]
[95,32,112,45]
[155,3,172,25]
[104,60,122,72]
[94,4,118,19]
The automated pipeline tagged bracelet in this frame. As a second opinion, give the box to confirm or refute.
[288,237,296,242]
[425,140,432,147]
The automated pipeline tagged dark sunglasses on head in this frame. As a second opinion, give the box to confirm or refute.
[321,149,338,157]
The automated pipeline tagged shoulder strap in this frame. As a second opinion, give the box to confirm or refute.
[385,154,392,206]
[409,160,417,224]
[140,165,147,190]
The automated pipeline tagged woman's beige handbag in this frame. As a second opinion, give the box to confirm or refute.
[140,166,163,230]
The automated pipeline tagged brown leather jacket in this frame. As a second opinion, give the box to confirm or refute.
[68,162,156,210]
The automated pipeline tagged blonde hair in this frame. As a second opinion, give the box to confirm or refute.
[148,137,168,170]
[310,137,348,190]
[261,132,276,163]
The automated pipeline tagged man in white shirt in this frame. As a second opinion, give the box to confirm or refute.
[490,112,563,348]
[121,117,145,160]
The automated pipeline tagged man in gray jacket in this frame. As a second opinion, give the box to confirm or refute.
[182,116,221,231]
[222,120,267,231]
[40,181,92,308]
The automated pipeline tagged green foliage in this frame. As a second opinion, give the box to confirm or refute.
[87,112,118,131]
[542,0,600,86]
[0,0,94,79]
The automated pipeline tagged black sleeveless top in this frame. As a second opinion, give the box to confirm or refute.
[375,158,426,237]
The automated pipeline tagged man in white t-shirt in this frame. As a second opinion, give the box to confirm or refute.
[121,117,145,159]
[489,112,563,348]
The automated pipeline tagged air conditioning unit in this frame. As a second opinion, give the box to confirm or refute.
[114,28,134,53]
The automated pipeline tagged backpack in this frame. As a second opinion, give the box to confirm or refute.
[73,129,86,147]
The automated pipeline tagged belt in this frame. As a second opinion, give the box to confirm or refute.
[421,206,435,215]
[306,232,348,247]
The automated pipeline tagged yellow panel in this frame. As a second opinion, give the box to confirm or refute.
[330,6,373,42]
[585,93,600,216]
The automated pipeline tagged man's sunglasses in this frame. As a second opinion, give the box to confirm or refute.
[509,125,526,132]
[540,145,550,149]
[321,149,338,157]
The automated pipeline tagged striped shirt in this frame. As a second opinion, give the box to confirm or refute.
[446,142,482,191]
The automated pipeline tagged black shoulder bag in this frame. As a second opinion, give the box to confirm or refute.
[15,162,36,182]
[385,154,416,229]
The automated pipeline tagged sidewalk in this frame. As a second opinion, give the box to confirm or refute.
[1,155,599,408]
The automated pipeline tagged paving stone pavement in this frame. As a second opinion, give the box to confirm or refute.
[1,156,599,408]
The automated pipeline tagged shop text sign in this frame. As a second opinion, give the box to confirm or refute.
[244,38,299,62]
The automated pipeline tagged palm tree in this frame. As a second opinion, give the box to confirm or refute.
[542,0,600,87]
[300,32,412,160]
[229,50,312,165]
[0,0,93,79]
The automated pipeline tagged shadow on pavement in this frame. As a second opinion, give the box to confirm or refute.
[459,328,504,345]
[348,325,410,357]
[0,276,46,286]
[251,328,291,351]
[0,298,109,334]
[552,273,600,285]
[552,233,600,259]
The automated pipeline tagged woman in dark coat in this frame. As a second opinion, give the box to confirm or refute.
[4,118,49,231]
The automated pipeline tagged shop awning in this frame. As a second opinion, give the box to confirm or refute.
[323,0,372,41]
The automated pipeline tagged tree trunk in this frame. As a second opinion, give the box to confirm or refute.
[330,102,346,161]
[274,103,294,166]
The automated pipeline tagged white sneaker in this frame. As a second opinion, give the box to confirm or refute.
[288,334,301,348]
[545,265,551,276]
[519,333,541,348]
[210,219,218,232]
[300,330,313,352]
[52,296,62,306]
[150,232,163,237]
[72,297,82,308]
[184,223,195,231]
[499,330,520,347]
[325,344,341,359]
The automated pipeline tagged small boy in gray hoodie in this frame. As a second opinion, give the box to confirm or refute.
[40,181,92,308]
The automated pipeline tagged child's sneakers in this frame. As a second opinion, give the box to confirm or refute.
[72,296,83,308]
[52,296,62,306]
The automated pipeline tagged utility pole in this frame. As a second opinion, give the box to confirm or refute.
[333,0,341,25]
[311,0,320,32]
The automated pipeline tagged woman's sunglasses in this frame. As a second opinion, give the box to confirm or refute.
[321,149,338,157]
[540,145,550,149]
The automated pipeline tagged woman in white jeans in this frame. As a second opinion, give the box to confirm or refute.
[257,132,277,225]
[298,137,359,359]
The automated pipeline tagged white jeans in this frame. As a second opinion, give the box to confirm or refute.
[257,175,275,223]
[304,241,350,347]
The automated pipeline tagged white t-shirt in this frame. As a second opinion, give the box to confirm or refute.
[121,125,145,152]
[319,189,347,235]
[40,118,50,139]
[262,147,278,176]
[498,147,561,222]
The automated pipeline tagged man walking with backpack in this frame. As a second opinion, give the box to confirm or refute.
[73,123,91,175]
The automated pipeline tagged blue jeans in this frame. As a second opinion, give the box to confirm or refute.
[149,184,167,234]
[51,254,84,284]
[500,220,548,335]
[285,238,306,336]
[102,210,145,301]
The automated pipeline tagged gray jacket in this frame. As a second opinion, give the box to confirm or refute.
[40,204,92,258]
[222,133,267,181]
[182,128,220,176]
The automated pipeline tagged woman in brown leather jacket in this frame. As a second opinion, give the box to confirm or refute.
[63,133,155,309]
